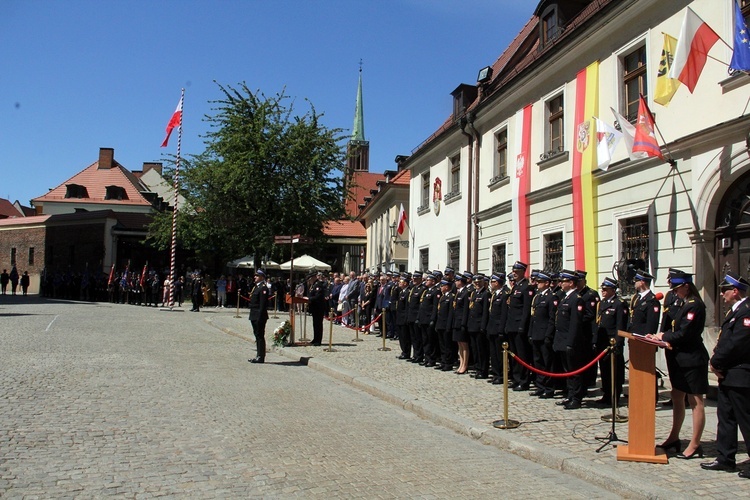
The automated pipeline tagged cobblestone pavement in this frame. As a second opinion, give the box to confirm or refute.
[1,297,618,498]
[207,309,750,499]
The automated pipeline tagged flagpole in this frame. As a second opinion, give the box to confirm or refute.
[640,94,676,167]
[168,88,185,309]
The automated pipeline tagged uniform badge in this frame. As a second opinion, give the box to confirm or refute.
[577,305,583,311]
[553,301,558,306]
[654,306,659,313]
[591,301,596,307]
[529,290,534,296]
[744,318,750,327]
[686,312,694,321]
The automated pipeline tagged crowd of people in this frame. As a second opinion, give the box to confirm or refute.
[0,266,30,296]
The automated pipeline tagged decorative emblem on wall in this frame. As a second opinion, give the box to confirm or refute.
[433,177,442,216]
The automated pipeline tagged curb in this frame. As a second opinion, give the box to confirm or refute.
[208,318,676,499]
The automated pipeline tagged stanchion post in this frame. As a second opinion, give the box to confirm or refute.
[301,303,309,342]
[378,311,391,351]
[234,289,241,318]
[324,308,337,352]
[596,339,628,451]
[493,341,520,429]
[352,308,363,342]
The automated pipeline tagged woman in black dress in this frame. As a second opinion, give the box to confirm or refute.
[651,272,709,459]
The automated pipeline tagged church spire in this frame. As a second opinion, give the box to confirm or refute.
[352,61,365,143]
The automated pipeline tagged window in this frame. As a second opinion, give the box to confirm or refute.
[450,154,461,194]
[419,248,429,272]
[547,94,564,155]
[10,247,16,266]
[492,243,506,274]
[105,185,128,200]
[620,215,649,296]
[418,173,430,214]
[28,247,34,266]
[64,184,89,199]
[492,129,508,183]
[447,241,460,271]
[541,7,560,46]
[543,232,563,274]
[622,45,647,122]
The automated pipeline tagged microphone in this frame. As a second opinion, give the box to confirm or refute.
[654,292,664,301]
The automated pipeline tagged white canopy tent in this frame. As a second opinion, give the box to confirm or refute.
[279,254,331,272]
[227,255,281,270]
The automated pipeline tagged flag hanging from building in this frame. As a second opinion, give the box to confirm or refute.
[594,117,622,171]
[610,107,648,161]
[396,203,407,235]
[668,7,720,93]
[571,62,599,278]
[632,95,665,160]
[161,95,183,147]
[731,0,750,72]
[511,104,533,266]
[654,33,681,106]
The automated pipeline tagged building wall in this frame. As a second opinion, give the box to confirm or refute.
[46,223,107,272]
[0,225,45,294]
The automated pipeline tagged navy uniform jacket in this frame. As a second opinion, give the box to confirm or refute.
[435,291,453,331]
[389,281,400,312]
[529,288,557,342]
[711,299,750,388]
[419,285,441,325]
[407,284,425,323]
[484,286,510,337]
[248,281,269,321]
[578,286,600,342]
[553,291,584,351]
[452,286,470,331]
[596,296,628,346]
[660,289,682,333]
[396,286,410,326]
[308,280,328,313]
[663,297,708,368]
[505,278,534,335]
[467,287,489,333]
[628,290,661,335]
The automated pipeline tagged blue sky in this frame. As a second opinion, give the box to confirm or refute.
[0,0,531,206]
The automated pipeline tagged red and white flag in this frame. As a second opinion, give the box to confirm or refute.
[668,7,720,93]
[161,95,183,147]
[396,203,407,235]
[632,95,664,160]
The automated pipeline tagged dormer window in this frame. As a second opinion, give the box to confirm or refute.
[541,6,561,45]
[534,0,591,48]
[64,184,89,199]
[105,185,128,200]
[451,84,478,119]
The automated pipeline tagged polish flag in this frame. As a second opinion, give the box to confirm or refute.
[161,95,183,147]
[668,7,720,93]
[396,203,407,235]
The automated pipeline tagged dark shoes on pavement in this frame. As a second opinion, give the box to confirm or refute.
[248,357,264,364]
[700,460,736,472]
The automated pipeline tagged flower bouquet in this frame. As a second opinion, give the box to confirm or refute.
[272,320,292,347]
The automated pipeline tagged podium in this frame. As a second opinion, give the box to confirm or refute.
[286,294,309,345]
[616,331,669,464]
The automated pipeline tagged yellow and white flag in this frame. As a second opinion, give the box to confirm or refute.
[654,33,681,106]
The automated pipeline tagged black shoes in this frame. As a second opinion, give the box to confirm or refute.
[398,354,409,360]
[700,460,736,472]
[739,470,749,479]
[563,400,582,410]
[249,357,264,364]
[440,365,454,372]
[676,445,704,459]
[512,384,529,392]
[658,439,682,453]
[556,398,571,406]
[530,389,544,397]
[539,392,555,399]
[473,373,489,380]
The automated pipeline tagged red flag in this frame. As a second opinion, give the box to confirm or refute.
[161,95,183,147]
[396,203,407,235]
[668,7,720,93]
[632,95,664,160]
[139,262,148,287]
[107,263,115,286]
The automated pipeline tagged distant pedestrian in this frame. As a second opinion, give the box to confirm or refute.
[9,266,19,295]
[20,271,30,295]
[1,269,9,294]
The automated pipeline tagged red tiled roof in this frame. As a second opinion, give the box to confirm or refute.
[32,159,151,207]
[0,198,21,218]
[323,219,366,238]
[345,171,381,217]
[0,214,50,226]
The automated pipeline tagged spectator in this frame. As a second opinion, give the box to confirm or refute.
[20,271,30,295]
[216,275,227,308]
[9,266,19,295]
[1,269,8,294]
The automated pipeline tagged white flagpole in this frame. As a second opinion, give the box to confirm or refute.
[168,88,184,309]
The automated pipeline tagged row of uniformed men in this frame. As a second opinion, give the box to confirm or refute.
[375,262,676,410]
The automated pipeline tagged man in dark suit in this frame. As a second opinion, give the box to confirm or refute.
[485,273,510,385]
[701,272,750,478]
[248,270,269,363]
[306,272,328,346]
[419,273,442,367]
[467,274,490,378]
[628,270,660,335]
[407,272,426,363]
[553,270,585,409]
[529,271,557,398]
[505,261,534,391]
[595,277,628,405]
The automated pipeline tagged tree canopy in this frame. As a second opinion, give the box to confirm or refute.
[148,83,347,268]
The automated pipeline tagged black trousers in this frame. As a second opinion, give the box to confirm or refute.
[565,346,587,403]
[422,323,439,363]
[469,330,489,375]
[488,334,505,379]
[508,330,531,387]
[251,317,267,359]
[409,322,423,360]
[531,339,554,393]
[398,324,411,358]
[311,308,324,344]
[437,328,455,367]
[716,384,750,466]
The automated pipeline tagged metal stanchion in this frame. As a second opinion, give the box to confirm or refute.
[234,290,241,318]
[596,339,628,452]
[493,342,520,429]
[352,308,363,342]
[300,303,309,342]
[324,308,337,352]
[378,311,391,351]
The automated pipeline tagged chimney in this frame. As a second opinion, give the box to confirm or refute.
[142,162,163,175]
[98,148,114,170]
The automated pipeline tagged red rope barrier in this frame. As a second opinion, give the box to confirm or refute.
[325,308,356,322]
[339,313,382,331]
[510,347,611,378]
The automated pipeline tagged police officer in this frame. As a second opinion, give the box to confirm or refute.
[506,261,534,391]
[407,271,426,363]
[306,271,328,346]
[628,269,661,335]
[248,269,270,363]
[435,279,454,371]
[596,277,628,405]
[388,271,400,339]
[576,270,600,388]
[553,270,585,409]
[661,268,685,335]
[529,270,557,398]
[419,273,442,367]
[485,273,510,385]
[467,274,490,379]
[452,273,471,374]
[396,273,412,359]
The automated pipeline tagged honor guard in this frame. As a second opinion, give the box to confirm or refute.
[467,274,490,379]
[553,270,586,409]
[575,270,600,388]
[529,270,557,398]
[248,270,270,363]
[661,268,685,335]
[452,273,472,374]
[435,279,455,371]
[595,277,628,405]
[396,273,412,359]
[505,261,535,391]
[628,270,661,335]
[419,273,442,367]
[407,272,426,363]
[485,273,510,385]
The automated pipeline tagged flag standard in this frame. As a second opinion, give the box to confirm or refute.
[668,7,720,93]
[107,263,115,286]
[511,104,533,266]
[594,117,622,171]
[731,0,750,72]
[396,203,407,235]
[654,34,681,106]
[632,95,665,160]
[571,62,599,277]
[161,95,183,147]
[139,262,148,288]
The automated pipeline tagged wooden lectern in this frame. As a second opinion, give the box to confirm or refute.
[286,293,309,345]
[616,331,669,463]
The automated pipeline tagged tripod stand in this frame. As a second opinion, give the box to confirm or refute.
[596,340,628,452]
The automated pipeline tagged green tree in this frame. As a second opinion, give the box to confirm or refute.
[148,83,347,268]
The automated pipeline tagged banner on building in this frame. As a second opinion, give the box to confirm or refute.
[511,104,533,266]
